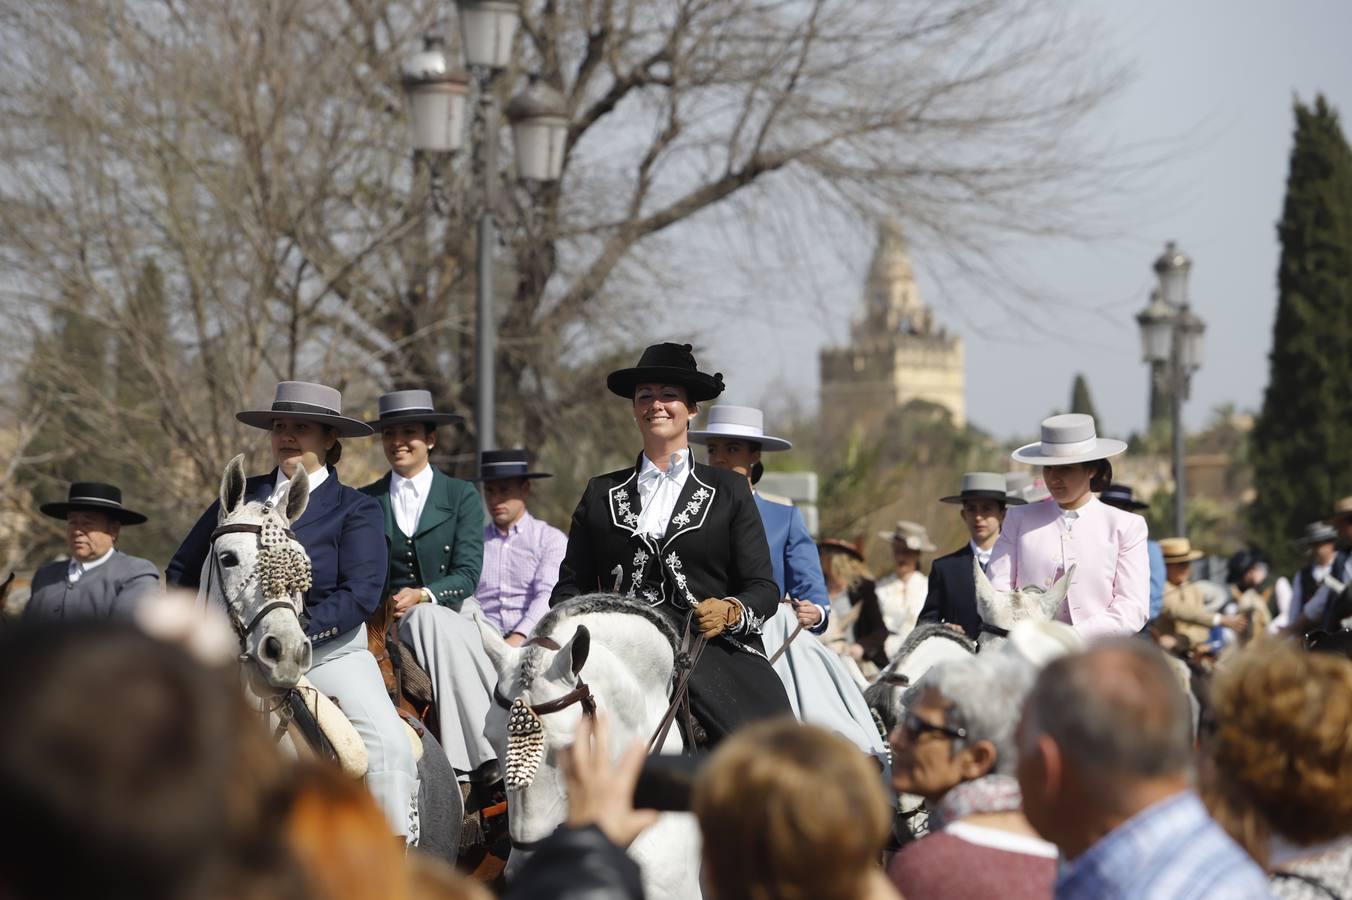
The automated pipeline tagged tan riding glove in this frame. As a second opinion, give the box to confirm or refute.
[695,597,742,638]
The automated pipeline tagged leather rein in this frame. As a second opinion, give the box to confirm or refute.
[207,521,304,647]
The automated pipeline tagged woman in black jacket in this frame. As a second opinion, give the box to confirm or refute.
[550,343,791,746]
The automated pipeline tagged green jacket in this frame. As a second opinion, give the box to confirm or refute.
[360,468,484,611]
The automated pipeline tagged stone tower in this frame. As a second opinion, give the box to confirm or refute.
[819,221,965,440]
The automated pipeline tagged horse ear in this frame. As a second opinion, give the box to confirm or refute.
[220,454,248,519]
[1042,564,1074,618]
[475,615,520,677]
[566,625,591,677]
[282,467,310,524]
[974,556,998,621]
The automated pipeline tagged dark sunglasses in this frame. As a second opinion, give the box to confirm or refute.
[901,710,967,741]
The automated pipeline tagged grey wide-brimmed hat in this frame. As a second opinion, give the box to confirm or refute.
[687,404,792,452]
[236,381,373,438]
[1298,521,1339,546]
[40,482,148,525]
[366,389,463,428]
[1011,414,1127,466]
[878,520,937,553]
[940,472,1025,506]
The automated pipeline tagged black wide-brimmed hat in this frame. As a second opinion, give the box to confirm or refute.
[366,389,463,428]
[40,482,148,525]
[1099,483,1149,511]
[606,343,725,402]
[472,449,552,482]
[237,381,373,438]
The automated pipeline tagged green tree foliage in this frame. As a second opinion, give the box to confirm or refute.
[1069,373,1100,423]
[1248,95,1352,575]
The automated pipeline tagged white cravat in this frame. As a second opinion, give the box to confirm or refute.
[391,465,434,537]
[970,541,993,572]
[636,450,690,538]
[1060,508,1080,533]
[67,547,115,584]
[271,464,330,508]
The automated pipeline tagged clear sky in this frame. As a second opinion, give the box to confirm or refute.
[669,0,1352,442]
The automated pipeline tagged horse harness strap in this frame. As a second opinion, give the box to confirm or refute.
[768,622,805,665]
[647,609,707,753]
[978,616,1011,637]
[492,635,598,718]
[211,522,298,541]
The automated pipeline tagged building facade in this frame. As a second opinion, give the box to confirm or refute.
[819,221,965,440]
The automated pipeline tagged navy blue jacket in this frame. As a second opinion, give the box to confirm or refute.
[917,543,982,640]
[166,468,388,645]
[755,493,830,634]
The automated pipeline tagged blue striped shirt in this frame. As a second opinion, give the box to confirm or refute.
[1056,791,1274,900]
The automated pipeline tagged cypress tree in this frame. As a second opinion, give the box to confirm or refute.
[1248,95,1352,575]
[1069,373,1100,423]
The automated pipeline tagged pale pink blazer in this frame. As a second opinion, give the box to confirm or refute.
[987,496,1149,638]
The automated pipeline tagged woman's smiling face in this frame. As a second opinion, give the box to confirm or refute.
[633,383,694,442]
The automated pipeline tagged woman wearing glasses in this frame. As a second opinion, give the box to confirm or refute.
[887,650,1057,899]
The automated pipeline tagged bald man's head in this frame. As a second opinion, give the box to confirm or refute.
[1022,639,1193,782]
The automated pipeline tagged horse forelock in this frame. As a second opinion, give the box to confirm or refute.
[518,593,678,691]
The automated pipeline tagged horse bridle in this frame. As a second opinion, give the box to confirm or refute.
[207,521,304,648]
[492,636,598,719]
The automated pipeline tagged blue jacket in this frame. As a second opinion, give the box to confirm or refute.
[166,468,388,645]
[755,493,830,634]
[1148,539,1166,620]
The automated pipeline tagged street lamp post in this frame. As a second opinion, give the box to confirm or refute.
[1135,241,1206,537]
[401,4,569,472]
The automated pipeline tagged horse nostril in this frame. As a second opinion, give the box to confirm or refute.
[261,635,282,663]
[297,642,312,671]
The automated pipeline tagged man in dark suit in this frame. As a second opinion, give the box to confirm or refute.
[917,472,1023,639]
[26,482,159,621]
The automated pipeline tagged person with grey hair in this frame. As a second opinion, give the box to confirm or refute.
[887,650,1058,898]
[1017,638,1273,899]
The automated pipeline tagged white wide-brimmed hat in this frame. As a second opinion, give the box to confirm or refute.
[687,404,792,452]
[878,520,937,553]
[1011,414,1126,466]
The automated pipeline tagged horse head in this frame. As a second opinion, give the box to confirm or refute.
[866,623,976,739]
[206,454,313,693]
[973,558,1074,647]
[477,594,678,854]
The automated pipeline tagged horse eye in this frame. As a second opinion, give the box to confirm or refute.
[220,551,239,567]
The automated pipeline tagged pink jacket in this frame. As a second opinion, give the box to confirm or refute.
[987,496,1149,638]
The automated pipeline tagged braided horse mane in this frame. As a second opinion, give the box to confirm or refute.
[517,593,679,691]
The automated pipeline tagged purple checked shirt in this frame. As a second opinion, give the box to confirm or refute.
[477,510,569,637]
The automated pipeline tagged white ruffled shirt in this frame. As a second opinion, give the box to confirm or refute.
[636,449,690,538]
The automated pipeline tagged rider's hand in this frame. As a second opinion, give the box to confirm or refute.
[391,587,426,619]
[505,632,527,647]
[562,712,659,849]
[1221,614,1249,635]
[695,598,741,638]
[792,599,823,628]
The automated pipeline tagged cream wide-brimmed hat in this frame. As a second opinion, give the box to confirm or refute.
[1011,414,1127,467]
[1159,537,1205,564]
[878,520,937,553]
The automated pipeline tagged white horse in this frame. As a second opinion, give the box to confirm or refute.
[973,559,1074,650]
[202,455,463,857]
[477,594,702,900]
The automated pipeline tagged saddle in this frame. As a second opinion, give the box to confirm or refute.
[367,593,439,735]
